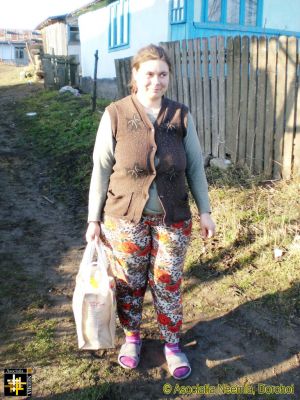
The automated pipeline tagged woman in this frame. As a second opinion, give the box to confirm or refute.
[86,44,215,380]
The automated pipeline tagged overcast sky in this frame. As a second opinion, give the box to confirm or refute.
[0,0,91,30]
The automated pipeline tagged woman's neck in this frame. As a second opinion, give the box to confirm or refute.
[135,93,162,111]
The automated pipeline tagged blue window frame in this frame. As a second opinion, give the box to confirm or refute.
[109,0,129,50]
[171,0,186,24]
[200,0,262,26]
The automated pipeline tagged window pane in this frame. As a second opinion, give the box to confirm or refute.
[208,0,221,22]
[245,0,257,25]
[172,0,184,22]
[194,0,202,22]
[227,0,240,24]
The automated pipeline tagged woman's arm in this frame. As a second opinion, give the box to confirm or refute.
[184,112,215,238]
[86,110,115,242]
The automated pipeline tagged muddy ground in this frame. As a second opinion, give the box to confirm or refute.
[0,71,299,399]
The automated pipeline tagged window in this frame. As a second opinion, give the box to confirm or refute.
[15,47,24,59]
[207,0,221,22]
[69,26,80,43]
[109,0,129,50]
[171,0,185,23]
[227,0,240,24]
[202,0,260,26]
[245,0,257,26]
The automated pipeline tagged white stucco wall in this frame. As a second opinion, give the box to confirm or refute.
[79,0,169,79]
[263,0,300,32]
[0,43,14,60]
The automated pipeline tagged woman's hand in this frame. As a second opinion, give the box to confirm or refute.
[86,221,101,243]
[200,213,216,239]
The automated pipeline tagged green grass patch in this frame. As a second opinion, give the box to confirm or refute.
[185,167,300,320]
[15,90,109,209]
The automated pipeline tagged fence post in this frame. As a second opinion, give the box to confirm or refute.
[274,36,288,179]
[92,50,99,112]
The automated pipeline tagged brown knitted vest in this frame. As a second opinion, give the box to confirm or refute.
[103,94,191,225]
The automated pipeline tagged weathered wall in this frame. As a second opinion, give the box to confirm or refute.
[42,22,68,56]
[78,0,169,79]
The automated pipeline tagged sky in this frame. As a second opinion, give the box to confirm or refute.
[0,0,91,30]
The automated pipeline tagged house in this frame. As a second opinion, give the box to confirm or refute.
[36,14,81,63]
[74,0,300,99]
[0,29,41,66]
[170,0,300,40]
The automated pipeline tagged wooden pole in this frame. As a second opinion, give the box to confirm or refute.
[92,50,99,112]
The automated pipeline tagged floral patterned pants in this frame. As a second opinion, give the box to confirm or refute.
[100,214,192,343]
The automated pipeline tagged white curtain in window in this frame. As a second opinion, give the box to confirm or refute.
[227,0,240,24]
[208,0,221,22]
[245,0,257,25]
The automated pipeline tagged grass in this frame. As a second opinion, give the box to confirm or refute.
[185,166,300,320]
[0,63,31,86]
[15,89,110,210]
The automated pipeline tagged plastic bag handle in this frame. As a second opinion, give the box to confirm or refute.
[79,240,110,295]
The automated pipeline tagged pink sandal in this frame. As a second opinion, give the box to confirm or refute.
[118,341,142,369]
[164,347,191,380]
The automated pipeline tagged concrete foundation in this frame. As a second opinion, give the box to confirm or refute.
[80,76,118,100]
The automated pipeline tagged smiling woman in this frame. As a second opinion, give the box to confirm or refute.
[85,43,216,381]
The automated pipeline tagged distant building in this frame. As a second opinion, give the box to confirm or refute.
[36,14,81,63]
[0,29,41,65]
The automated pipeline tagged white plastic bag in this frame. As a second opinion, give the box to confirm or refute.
[72,241,116,349]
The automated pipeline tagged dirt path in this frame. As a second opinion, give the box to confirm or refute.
[0,78,299,400]
[0,83,86,395]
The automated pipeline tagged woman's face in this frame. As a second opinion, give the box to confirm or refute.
[133,59,169,102]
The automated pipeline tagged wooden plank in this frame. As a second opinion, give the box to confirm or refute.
[125,57,132,96]
[194,38,205,150]
[294,82,300,177]
[167,42,173,99]
[181,39,190,107]
[246,36,258,172]
[169,41,178,100]
[238,36,249,165]
[264,37,277,177]
[225,37,234,160]
[160,42,172,99]
[218,36,226,159]
[210,36,218,157]
[202,37,211,155]
[254,36,267,174]
[114,58,122,98]
[282,36,297,179]
[232,36,241,163]
[175,41,184,104]
[274,36,288,179]
[188,39,197,124]
[120,58,127,98]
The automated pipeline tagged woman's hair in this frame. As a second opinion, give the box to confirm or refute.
[129,44,172,94]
